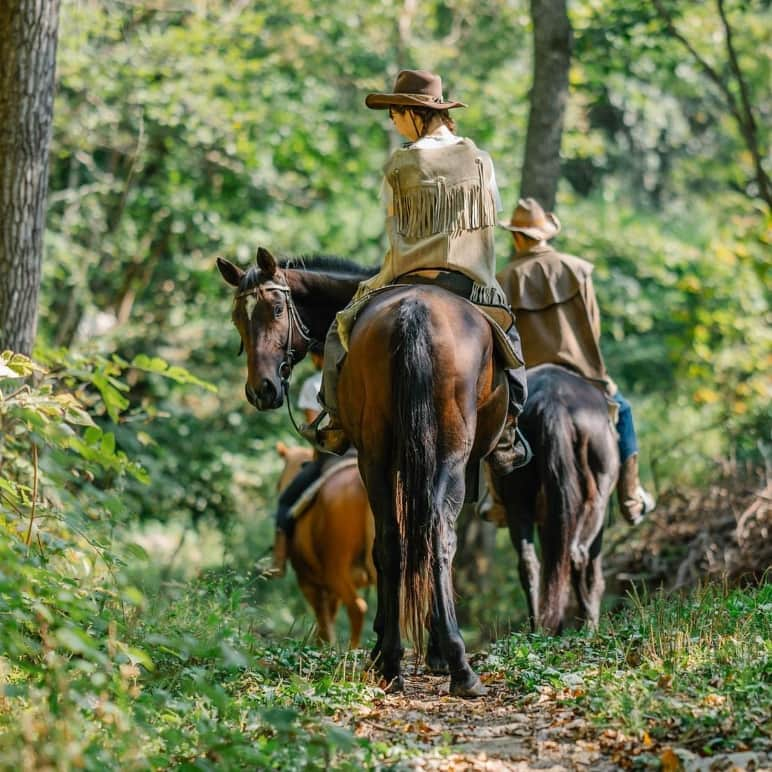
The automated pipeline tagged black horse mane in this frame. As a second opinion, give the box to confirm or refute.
[239,254,377,291]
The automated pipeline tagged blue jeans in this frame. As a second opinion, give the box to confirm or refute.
[613,391,639,463]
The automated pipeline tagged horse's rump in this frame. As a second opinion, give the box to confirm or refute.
[506,364,618,633]
[289,455,360,521]
[341,285,507,652]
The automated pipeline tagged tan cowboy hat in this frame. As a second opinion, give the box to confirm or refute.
[365,69,467,111]
[499,198,561,240]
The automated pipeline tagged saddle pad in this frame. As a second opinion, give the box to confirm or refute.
[336,283,523,369]
[288,455,360,522]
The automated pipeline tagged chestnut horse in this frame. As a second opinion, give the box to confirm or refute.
[218,249,508,697]
[495,364,619,633]
[275,442,375,648]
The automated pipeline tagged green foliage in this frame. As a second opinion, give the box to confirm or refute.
[0,352,376,769]
[570,0,770,205]
[3,1,769,765]
[496,582,771,756]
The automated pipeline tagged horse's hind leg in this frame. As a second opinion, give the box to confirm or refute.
[362,467,404,691]
[425,609,449,674]
[369,543,384,665]
[433,462,485,698]
[327,574,367,650]
[501,470,541,631]
[573,471,614,629]
[299,581,335,645]
[507,510,540,631]
[572,528,604,629]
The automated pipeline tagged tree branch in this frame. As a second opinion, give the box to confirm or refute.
[717,0,771,206]
[652,0,770,208]
[651,0,741,122]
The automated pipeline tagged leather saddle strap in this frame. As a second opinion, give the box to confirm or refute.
[396,269,474,300]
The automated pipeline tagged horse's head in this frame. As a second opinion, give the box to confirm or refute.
[217,247,311,410]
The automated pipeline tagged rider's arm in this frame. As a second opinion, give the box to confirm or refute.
[582,277,603,343]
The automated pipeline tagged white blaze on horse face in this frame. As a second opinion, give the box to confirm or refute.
[245,294,259,321]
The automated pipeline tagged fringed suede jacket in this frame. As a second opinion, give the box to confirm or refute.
[350,132,510,309]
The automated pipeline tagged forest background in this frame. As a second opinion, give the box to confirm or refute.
[0,0,769,768]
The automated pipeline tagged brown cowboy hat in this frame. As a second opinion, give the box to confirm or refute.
[499,198,561,240]
[365,69,467,111]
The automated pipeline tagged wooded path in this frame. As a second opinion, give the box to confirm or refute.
[337,668,770,771]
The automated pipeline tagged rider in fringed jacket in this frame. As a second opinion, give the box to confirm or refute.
[302,69,531,476]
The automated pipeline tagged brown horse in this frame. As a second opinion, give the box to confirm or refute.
[218,249,508,697]
[275,442,375,648]
[494,364,619,633]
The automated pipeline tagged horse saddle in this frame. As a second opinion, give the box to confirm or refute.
[288,454,359,522]
[337,270,523,370]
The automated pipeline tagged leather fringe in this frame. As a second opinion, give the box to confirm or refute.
[390,171,497,239]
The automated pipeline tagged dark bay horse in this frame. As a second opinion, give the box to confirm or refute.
[276,443,375,649]
[218,248,508,697]
[494,364,619,634]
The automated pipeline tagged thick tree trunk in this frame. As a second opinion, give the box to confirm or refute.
[0,1,60,356]
[519,0,572,212]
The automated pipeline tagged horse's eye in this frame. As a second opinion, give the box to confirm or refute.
[273,304,284,319]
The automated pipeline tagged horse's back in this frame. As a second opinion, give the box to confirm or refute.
[341,285,503,460]
[524,365,616,466]
[292,464,373,586]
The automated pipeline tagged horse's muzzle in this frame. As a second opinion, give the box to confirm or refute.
[245,379,283,410]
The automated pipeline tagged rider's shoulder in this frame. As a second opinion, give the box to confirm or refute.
[503,247,594,279]
[550,250,594,279]
[498,248,595,309]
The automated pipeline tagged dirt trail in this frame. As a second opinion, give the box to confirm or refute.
[346,671,621,770]
[341,669,770,771]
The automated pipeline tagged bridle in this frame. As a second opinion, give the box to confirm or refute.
[234,278,316,434]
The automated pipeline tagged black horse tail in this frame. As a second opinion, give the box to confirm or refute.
[533,392,583,634]
[391,299,437,652]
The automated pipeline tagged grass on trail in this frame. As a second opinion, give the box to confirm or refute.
[2,566,768,770]
[495,581,771,762]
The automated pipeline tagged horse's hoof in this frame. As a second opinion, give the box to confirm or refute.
[449,674,487,698]
[379,674,405,694]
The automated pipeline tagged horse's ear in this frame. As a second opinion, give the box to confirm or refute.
[217,257,244,287]
[256,246,277,276]
[276,441,288,457]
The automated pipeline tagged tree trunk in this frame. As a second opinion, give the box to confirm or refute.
[519,0,572,212]
[0,1,60,356]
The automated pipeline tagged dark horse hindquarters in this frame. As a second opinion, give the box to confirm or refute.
[497,364,619,634]
[339,285,509,697]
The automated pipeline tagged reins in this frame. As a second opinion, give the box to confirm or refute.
[235,279,316,437]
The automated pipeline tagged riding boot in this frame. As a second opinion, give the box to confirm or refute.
[299,410,350,455]
[488,368,532,477]
[270,529,288,578]
[488,417,532,477]
[617,453,656,524]
[478,463,508,527]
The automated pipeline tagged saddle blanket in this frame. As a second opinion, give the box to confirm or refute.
[289,455,360,521]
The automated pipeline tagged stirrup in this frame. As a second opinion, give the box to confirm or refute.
[515,426,533,468]
[489,425,533,476]
[298,410,328,444]
[299,410,350,455]
[637,485,656,515]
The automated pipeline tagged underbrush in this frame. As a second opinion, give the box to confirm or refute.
[495,581,771,760]
[0,351,379,770]
[2,349,769,770]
